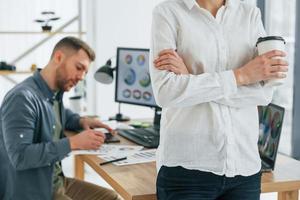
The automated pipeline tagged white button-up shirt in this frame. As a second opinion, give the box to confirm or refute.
[150,0,274,177]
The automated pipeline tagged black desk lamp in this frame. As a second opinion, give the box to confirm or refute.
[94,59,114,84]
[94,59,130,122]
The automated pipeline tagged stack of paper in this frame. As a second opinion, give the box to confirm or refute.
[71,143,156,166]
[71,144,143,156]
[99,149,156,166]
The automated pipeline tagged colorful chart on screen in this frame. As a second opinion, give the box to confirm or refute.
[258,104,284,162]
[123,68,136,86]
[139,72,151,88]
[116,48,157,107]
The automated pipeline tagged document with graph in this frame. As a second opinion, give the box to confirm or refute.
[98,149,156,166]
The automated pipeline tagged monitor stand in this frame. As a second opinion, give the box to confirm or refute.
[109,103,130,122]
[153,107,161,130]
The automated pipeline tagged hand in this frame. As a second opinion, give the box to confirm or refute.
[69,129,105,150]
[79,117,116,135]
[154,49,189,75]
[234,50,289,86]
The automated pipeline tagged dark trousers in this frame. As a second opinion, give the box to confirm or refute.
[54,177,122,200]
[156,166,261,200]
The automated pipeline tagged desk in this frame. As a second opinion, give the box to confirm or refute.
[74,136,300,200]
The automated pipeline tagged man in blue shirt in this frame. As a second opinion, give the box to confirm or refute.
[0,37,121,200]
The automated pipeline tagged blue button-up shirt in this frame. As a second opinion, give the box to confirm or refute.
[0,70,81,200]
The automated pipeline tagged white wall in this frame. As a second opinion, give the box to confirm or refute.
[0,0,163,121]
[86,0,163,120]
[0,0,85,106]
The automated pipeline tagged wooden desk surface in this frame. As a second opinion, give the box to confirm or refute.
[75,136,300,200]
[75,136,157,200]
[261,154,300,193]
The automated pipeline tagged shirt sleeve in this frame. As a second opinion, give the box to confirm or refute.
[1,91,71,171]
[64,108,81,131]
[214,7,274,108]
[214,83,274,108]
[150,5,238,108]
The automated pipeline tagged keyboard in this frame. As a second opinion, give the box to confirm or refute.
[117,127,160,148]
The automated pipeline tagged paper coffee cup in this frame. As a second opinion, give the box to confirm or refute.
[256,36,286,87]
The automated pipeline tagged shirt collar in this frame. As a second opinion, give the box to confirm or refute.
[225,0,237,8]
[182,0,237,10]
[33,69,64,103]
[182,0,196,10]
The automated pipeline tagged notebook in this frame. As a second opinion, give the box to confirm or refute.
[258,103,285,172]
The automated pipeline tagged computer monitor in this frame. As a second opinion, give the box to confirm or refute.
[258,103,285,171]
[115,47,161,126]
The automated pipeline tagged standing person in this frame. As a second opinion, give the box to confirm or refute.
[150,0,288,199]
[0,37,121,200]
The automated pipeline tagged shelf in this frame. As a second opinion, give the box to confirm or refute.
[0,31,86,35]
[0,70,33,75]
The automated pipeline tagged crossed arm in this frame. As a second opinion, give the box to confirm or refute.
[152,49,288,108]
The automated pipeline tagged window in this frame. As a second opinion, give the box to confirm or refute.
[264,0,296,155]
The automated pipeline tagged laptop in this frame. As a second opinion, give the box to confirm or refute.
[258,103,285,172]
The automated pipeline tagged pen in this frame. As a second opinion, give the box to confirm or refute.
[99,157,127,166]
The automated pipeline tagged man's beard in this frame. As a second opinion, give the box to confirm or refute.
[56,63,71,91]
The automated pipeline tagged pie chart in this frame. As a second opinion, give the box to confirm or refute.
[124,68,136,85]
[137,54,146,66]
[125,54,133,64]
[139,72,151,87]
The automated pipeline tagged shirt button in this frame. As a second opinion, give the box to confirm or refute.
[53,125,56,129]
[20,134,24,138]
[46,98,49,101]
